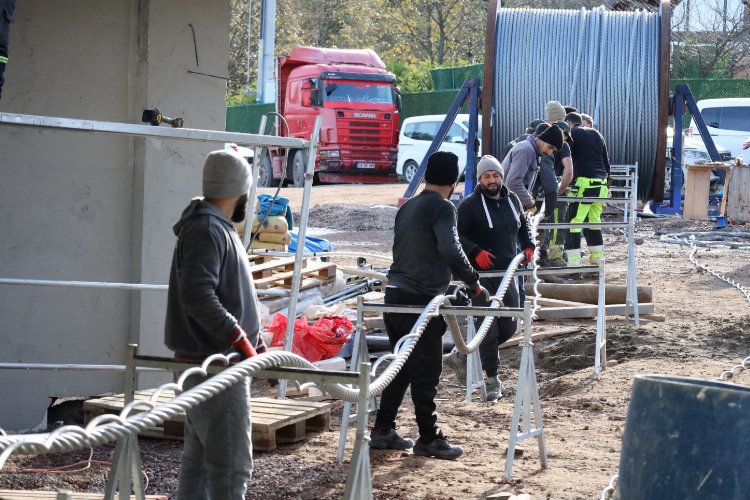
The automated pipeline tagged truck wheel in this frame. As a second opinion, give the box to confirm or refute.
[258,155,279,187]
[291,150,306,187]
[403,160,419,183]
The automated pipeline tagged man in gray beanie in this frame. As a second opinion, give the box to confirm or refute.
[165,149,266,500]
[443,155,535,401]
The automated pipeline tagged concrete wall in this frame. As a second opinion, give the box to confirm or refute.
[0,0,231,430]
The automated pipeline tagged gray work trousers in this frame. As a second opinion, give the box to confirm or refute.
[177,373,253,500]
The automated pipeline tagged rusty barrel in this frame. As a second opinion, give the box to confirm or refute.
[618,374,750,499]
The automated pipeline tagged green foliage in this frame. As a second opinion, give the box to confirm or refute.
[386,60,434,92]
[226,91,258,106]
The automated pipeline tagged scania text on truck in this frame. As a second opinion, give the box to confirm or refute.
[259,46,401,187]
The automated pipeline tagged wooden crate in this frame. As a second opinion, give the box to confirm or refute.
[728,164,750,222]
[83,391,331,452]
[0,491,165,500]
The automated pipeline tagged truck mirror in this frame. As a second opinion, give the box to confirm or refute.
[395,93,402,112]
[301,79,313,90]
[301,89,312,107]
[311,88,321,106]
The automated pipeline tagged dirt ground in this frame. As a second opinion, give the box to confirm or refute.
[3,183,750,499]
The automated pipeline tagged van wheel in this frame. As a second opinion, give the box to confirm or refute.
[290,150,306,187]
[403,160,419,183]
[258,155,279,187]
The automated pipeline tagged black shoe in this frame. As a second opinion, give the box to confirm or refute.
[413,433,463,460]
[370,428,414,450]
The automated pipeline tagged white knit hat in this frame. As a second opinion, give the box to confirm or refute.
[202,150,251,199]
[476,155,503,179]
[545,100,566,123]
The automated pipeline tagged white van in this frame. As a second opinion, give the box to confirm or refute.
[689,98,750,160]
[397,114,482,183]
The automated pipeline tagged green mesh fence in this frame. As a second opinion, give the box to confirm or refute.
[226,103,275,135]
[671,78,750,101]
[430,64,484,91]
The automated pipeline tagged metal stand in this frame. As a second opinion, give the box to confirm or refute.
[104,432,146,500]
[464,318,486,402]
[594,260,608,377]
[342,362,373,500]
[503,301,547,481]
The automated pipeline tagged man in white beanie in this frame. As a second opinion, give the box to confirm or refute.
[443,155,535,401]
[165,149,267,500]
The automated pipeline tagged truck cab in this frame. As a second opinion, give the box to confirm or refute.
[263,46,400,187]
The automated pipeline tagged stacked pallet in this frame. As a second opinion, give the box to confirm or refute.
[249,256,336,290]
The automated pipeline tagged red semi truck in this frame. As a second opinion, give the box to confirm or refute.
[259,46,401,187]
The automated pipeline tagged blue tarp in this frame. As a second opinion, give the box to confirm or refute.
[289,232,333,253]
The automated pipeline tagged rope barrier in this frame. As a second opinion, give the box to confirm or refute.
[599,473,618,500]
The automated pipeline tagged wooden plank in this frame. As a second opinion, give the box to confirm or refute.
[252,261,336,288]
[535,302,654,320]
[0,490,166,500]
[528,283,653,305]
[500,327,581,349]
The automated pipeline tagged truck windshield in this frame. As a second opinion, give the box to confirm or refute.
[323,81,394,104]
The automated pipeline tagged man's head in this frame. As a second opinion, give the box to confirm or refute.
[534,122,551,136]
[545,101,566,123]
[527,119,544,134]
[425,151,460,187]
[554,120,573,143]
[564,106,578,114]
[536,124,564,156]
[564,112,583,128]
[581,113,594,128]
[203,150,252,222]
[476,155,504,197]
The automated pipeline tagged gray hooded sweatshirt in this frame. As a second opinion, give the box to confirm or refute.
[501,135,541,209]
[164,199,263,356]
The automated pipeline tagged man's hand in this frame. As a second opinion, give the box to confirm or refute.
[522,247,535,265]
[229,327,258,360]
[468,283,491,302]
[474,250,496,270]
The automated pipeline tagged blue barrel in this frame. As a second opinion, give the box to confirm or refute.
[618,374,750,499]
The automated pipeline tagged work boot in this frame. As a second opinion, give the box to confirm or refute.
[565,248,582,267]
[370,427,414,450]
[443,349,467,384]
[485,376,502,402]
[548,244,565,262]
[413,432,463,460]
[588,245,604,265]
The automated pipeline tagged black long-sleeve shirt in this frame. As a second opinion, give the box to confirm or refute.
[387,190,479,296]
[569,125,610,179]
[457,185,535,271]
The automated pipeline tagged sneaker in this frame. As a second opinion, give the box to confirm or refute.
[443,349,467,384]
[485,376,502,401]
[413,433,464,460]
[370,428,414,450]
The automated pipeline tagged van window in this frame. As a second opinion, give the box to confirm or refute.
[445,124,467,143]
[404,121,440,141]
[700,106,750,132]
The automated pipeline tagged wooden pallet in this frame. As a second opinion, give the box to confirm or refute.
[83,391,331,452]
[0,491,165,500]
[252,259,336,290]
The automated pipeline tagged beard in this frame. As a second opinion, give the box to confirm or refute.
[479,183,501,197]
[230,194,249,223]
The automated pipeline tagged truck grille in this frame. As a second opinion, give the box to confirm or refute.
[339,117,393,145]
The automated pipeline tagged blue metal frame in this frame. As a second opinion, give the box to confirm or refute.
[652,83,723,215]
[401,77,481,201]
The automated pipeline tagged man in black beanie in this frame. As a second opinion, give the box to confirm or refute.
[371,151,486,460]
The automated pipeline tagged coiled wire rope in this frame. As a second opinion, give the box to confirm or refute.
[493,7,660,199]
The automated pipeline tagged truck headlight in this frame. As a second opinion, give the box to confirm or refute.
[320,149,340,159]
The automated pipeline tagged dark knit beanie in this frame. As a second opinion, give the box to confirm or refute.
[424,151,460,185]
[537,124,564,151]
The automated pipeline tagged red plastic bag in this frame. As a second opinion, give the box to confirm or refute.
[266,312,353,362]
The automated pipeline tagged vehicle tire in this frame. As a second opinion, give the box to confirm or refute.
[258,155,279,188]
[403,160,419,184]
[289,150,306,188]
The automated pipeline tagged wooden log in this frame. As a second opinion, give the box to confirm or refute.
[526,283,652,305]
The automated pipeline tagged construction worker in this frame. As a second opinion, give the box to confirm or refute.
[501,124,564,211]
[581,113,594,128]
[164,150,267,500]
[444,155,535,401]
[563,112,611,266]
[0,0,15,100]
[371,151,486,460]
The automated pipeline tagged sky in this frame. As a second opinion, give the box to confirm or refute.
[673,0,747,32]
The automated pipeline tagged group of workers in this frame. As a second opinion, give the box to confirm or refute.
[161,98,611,497]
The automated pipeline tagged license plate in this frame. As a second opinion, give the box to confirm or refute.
[358,163,376,169]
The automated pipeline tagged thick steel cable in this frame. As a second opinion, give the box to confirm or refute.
[685,238,750,305]
[660,231,750,249]
[493,7,660,200]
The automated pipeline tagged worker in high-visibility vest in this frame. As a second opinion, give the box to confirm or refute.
[563,112,610,266]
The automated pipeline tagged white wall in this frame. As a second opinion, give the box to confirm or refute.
[0,0,231,430]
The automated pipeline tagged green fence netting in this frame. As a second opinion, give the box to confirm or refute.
[430,64,484,91]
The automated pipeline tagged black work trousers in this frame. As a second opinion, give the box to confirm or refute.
[374,286,445,442]
[473,275,519,378]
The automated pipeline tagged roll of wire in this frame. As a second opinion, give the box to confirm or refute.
[491,6,661,199]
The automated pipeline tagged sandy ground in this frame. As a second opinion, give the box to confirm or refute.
[2,183,750,499]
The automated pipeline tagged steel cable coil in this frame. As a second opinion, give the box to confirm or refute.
[492,7,660,199]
